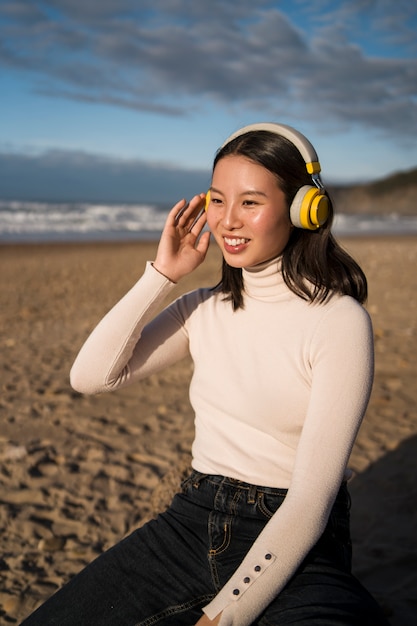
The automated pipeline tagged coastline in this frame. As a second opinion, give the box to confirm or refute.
[1,236,416,624]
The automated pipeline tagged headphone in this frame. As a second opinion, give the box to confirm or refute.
[206,122,329,230]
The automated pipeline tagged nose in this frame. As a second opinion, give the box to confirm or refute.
[221,201,243,230]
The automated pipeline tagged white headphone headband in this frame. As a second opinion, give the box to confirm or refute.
[221,122,321,175]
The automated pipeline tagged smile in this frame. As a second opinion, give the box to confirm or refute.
[224,237,250,246]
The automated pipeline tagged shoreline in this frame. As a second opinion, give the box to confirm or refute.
[1,236,416,624]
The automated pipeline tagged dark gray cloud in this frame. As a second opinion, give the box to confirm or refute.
[0,0,416,137]
[0,149,210,203]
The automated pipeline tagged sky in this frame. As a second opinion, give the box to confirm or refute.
[1,0,417,203]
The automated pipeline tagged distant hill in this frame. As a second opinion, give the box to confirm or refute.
[328,167,417,215]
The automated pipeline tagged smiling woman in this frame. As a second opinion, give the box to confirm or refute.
[208,123,367,312]
[21,123,389,626]
[207,155,292,268]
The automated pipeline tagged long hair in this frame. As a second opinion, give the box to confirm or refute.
[212,131,367,310]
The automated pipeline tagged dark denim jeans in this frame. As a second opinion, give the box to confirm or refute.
[21,471,389,625]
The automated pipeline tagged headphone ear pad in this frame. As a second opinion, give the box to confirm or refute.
[204,190,211,211]
[290,185,329,230]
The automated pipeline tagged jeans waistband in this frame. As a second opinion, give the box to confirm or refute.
[187,469,350,509]
[190,470,287,496]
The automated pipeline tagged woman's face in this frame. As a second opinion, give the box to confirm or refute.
[207,155,292,268]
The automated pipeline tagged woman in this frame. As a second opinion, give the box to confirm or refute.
[22,123,389,625]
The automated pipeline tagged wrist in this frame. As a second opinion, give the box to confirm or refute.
[151,262,179,283]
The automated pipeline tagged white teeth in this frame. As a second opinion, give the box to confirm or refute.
[224,237,248,246]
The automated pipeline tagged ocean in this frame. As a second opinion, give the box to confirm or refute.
[1,200,417,243]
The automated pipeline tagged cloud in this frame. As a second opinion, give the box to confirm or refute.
[35,87,188,116]
[0,0,416,138]
[294,29,417,136]
[310,0,417,51]
[0,148,210,203]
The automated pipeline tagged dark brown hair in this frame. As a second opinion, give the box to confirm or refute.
[212,130,367,310]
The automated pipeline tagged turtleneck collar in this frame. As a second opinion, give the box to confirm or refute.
[242,256,291,302]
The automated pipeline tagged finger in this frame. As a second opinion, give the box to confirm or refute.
[195,230,211,256]
[175,195,205,228]
[163,199,188,229]
[174,200,189,224]
[188,194,208,223]
[188,206,207,232]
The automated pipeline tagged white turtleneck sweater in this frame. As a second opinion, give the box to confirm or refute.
[70,258,374,626]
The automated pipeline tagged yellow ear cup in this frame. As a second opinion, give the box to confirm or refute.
[299,188,329,230]
[310,193,329,228]
[204,190,211,211]
[290,186,329,230]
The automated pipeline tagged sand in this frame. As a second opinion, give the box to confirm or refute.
[0,237,416,625]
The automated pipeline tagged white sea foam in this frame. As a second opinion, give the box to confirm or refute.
[332,213,417,236]
[0,200,168,242]
[1,200,416,243]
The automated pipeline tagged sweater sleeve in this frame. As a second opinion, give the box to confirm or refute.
[70,262,190,394]
[203,297,374,626]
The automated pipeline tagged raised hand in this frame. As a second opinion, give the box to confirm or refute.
[153,193,210,283]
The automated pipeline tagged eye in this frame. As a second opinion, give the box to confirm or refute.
[242,199,258,206]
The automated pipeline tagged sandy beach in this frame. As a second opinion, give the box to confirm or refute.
[1,236,416,625]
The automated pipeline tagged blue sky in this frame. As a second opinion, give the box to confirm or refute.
[1,0,416,203]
